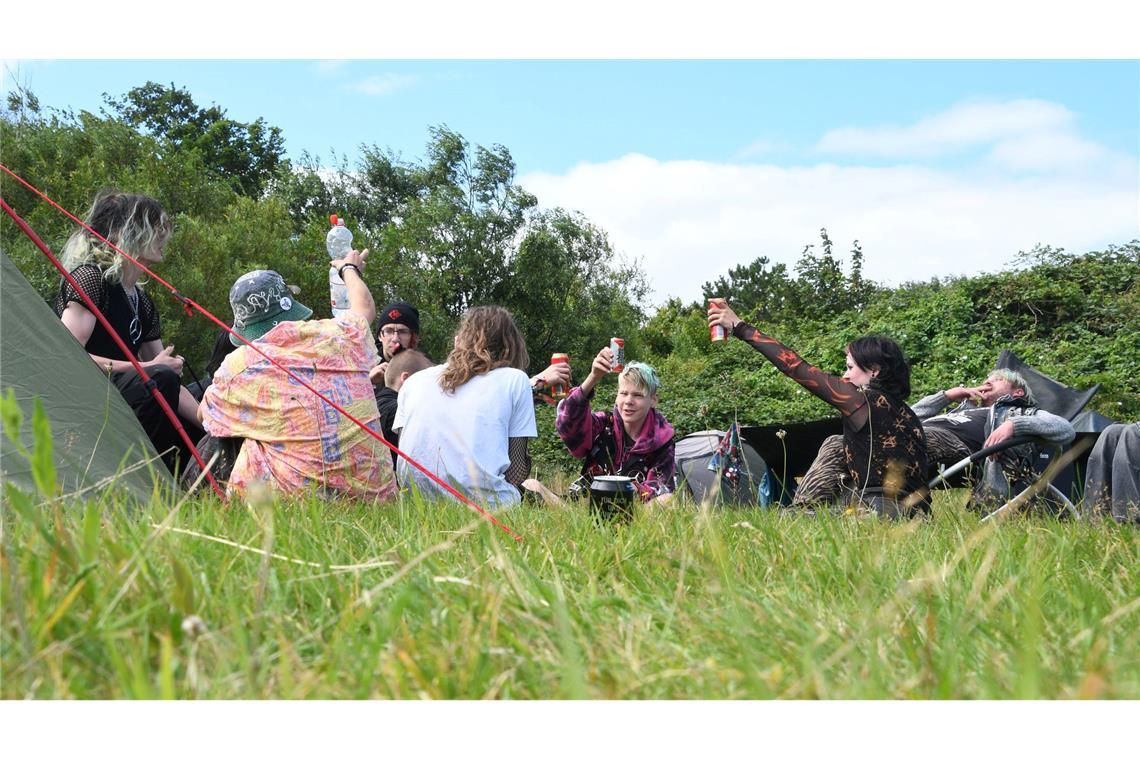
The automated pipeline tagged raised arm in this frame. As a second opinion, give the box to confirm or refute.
[556,346,614,459]
[331,248,376,325]
[708,300,866,417]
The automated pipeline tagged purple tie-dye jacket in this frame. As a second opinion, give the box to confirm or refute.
[555,385,677,499]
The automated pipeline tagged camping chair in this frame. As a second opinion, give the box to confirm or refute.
[927,350,1101,521]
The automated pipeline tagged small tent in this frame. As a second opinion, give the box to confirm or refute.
[1,251,173,503]
[674,429,770,506]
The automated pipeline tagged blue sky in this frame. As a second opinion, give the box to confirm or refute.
[5,59,1138,303]
[9,60,1137,173]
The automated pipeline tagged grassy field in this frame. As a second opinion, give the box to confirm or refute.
[2,481,1138,700]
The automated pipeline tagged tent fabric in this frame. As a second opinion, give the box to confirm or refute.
[674,429,769,506]
[0,251,173,502]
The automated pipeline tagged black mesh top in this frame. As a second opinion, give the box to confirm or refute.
[733,321,929,506]
[53,264,162,361]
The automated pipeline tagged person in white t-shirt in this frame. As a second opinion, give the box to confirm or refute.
[393,305,538,507]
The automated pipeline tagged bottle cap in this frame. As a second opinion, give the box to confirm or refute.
[329,214,339,226]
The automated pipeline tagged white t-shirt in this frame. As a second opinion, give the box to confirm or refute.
[393,364,537,507]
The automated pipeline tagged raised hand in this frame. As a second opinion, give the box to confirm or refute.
[579,346,614,394]
[707,299,741,331]
[330,248,370,274]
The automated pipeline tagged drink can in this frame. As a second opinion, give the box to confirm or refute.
[550,353,570,398]
[709,298,728,342]
[610,337,625,372]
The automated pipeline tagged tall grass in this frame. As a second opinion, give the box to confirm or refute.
[3,479,1137,699]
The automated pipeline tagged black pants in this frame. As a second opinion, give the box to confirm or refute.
[112,366,205,477]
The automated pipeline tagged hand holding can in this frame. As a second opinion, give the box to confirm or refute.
[549,353,571,398]
[609,337,625,372]
[709,298,729,342]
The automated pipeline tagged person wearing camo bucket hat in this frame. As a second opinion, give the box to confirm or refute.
[198,248,397,502]
[226,270,313,346]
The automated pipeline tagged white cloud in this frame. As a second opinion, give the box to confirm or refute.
[816,99,1075,158]
[343,73,418,96]
[987,132,1109,172]
[519,153,1138,305]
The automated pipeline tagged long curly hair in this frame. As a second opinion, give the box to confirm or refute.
[847,335,912,400]
[439,306,529,393]
[60,190,172,284]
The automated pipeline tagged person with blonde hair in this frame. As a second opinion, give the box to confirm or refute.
[555,346,676,502]
[393,305,538,507]
[52,190,203,475]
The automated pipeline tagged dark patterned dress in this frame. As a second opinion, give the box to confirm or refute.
[732,322,930,516]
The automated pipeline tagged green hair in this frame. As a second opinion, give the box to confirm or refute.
[619,362,661,396]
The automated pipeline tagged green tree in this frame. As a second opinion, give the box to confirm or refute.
[105,82,286,199]
[701,255,793,322]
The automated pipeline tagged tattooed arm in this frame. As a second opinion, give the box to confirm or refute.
[708,301,868,422]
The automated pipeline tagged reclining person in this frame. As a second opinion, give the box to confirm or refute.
[199,250,396,502]
[794,369,1075,511]
[555,346,676,503]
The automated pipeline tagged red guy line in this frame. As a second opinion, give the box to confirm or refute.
[1,196,226,500]
[0,164,522,541]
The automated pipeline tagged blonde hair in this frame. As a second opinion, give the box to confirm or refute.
[60,191,172,284]
[988,368,1035,405]
[439,306,529,393]
[619,362,661,396]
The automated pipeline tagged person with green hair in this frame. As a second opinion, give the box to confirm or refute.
[555,345,676,502]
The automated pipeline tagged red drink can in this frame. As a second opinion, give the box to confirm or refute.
[610,337,625,372]
[549,353,569,398]
[709,298,728,342]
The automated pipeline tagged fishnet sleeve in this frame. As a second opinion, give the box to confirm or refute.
[505,436,532,491]
[138,288,162,342]
[57,264,107,314]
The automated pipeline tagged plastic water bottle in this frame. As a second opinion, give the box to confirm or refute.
[326,214,353,317]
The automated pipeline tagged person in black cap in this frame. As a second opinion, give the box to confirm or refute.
[373,301,421,369]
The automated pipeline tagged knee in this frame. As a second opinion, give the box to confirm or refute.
[820,434,845,454]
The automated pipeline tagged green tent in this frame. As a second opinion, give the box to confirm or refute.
[1,251,174,503]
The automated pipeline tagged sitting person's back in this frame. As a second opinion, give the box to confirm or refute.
[200,256,396,502]
[556,347,676,501]
[393,306,537,508]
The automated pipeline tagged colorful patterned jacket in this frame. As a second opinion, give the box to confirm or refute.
[555,385,676,499]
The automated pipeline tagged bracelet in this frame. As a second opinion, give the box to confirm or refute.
[338,263,361,280]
